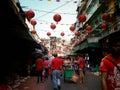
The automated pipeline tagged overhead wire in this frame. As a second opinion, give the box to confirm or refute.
[35,0,76,19]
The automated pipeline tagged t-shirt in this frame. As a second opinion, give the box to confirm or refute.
[100,54,120,90]
[44,60,50,68]
[78,57,85,69]
[36,58,44,71]
[51,57,62,70]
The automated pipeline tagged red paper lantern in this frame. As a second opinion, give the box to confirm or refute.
[30,20,37,26]
[47,32,51,36]
[75,31,80,36]
[70,25,75,32]
[101,23,107,29]
[62,39,65,43]
[53,13,61,23]
[102,13,110,21]
[87,30,92,34]
[86,25,92,31]
[50,23,56,30]
[31,30,36,34]
[78,14,86,22]
[26,10,35,19]
[60,32,65,36]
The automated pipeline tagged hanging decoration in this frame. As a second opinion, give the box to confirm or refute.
[47,32,51,36]
[60,32,65,36]
[30,20,37,26]
[70,25,75,32]
[50,23,56,30]
[75,31,80,36]
[53,13,61,24]
[86,25,92,31]
[26,10,35,19]
[101,23,107,30]
[101,13,110,21]
[78,14,86,23]
[62,39,65,43]
[31,30,36,34]
[86,25,92,34]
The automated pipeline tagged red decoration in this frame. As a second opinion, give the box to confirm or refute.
[30,20,37,26]
[31,30,36,34]
[50,23,56,30]
[47,32,51,36]
[78,14,86,22]
[75,31,80,36]
[101,23,107,29]
[70,25,75,32]
[87,31,92,34]
[26,10,35,19]
[60,32,65,36]
[86,25,92,31]
[53,14,61,23]
[62,39,65,43]
[102,13,110,21]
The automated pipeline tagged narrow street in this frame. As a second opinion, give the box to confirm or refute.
[14,70,101,90]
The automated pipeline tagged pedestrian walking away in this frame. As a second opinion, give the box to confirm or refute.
[51,54,63,90]
[35,53,44,83]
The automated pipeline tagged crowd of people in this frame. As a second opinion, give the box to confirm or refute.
[34,52,87,90]
[34,36,120,90]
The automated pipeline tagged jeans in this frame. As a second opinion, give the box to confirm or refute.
[37,70,43,83]
[52,70,61,89]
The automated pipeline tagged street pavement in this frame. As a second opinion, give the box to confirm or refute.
[14,70,102,90]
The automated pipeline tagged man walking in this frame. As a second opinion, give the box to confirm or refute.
[51,54,63,90]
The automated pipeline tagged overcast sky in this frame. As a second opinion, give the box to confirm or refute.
[19,0,80,41]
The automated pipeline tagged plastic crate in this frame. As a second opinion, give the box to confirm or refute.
[64,69,73,78]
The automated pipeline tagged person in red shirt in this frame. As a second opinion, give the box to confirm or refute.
[35,54,44,83]
[43,56,50,79]
[51,54,63,90]
[100,38,120,90]
[77,54,86,84]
